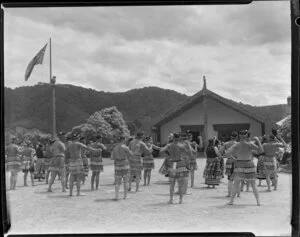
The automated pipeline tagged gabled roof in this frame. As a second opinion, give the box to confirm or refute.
[152,88,265,128]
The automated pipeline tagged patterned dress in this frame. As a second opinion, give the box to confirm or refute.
[68,142,85,176]
[203,146,222,185]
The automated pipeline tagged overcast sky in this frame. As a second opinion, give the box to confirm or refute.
[4,2,291,106]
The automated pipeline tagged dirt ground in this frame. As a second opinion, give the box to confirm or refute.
[5,158,292,236]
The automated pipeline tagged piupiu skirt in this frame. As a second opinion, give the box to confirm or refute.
[143,155,155,170]
[69,159,84,175]
[49,156,65,172]
[7,156,21,172]
[90,156,103,172]
[263,156,277,175]
[232,160,256,181]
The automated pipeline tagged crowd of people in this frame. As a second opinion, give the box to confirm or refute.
[5,129,288,205]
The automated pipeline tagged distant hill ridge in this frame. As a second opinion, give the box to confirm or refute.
[4,84,287,134]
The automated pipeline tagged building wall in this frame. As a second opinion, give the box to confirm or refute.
[159,97,262,144]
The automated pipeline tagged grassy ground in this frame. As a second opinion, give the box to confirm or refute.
[5,158,291,236]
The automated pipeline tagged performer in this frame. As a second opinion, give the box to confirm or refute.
[44,139,54,184]
[203,138,223,188]
[159,133,190,204]
[220,132,238,197]
[48,132,67,192]
[188,133,199,188]
[35,143,45,182]
[68,134,101,196]
[262,134,286,191]
[64,135,72,189]
[225,130,263,206]
[79,136,89,185]
[128,132,152,192]
[90,135,107,190]
[21,140,36,186]
[5,137,22,190]
[142,136,160,186]
[111,135,133,200]
[158,133,174,179]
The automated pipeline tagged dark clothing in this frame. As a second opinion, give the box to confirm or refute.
[36,147,44,159]
[206,146,217,158]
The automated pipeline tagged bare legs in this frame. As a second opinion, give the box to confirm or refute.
[129,171,141,192]
[69,174,82,196]
[143,170,152,186]
[266,174,271,192]
[168,178,175,204]
[228,179,260,206]
[115,176,129,200]
[10,171,18,190]
[226,179,233,197]
[45,170,51,184]
[91,171,100,190]
[48,169,66,192]
[190,170,195,188]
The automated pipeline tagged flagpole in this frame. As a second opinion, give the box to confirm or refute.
[49,38,56,139]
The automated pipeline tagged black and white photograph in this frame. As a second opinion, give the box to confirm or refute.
[3,1,294,236]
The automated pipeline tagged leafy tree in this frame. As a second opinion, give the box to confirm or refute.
[70,106,130,144]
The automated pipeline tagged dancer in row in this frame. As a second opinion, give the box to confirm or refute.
[89,135,106,191]
[221,132,238,197]
[35,143,45,182]
[159,133,190,204]
[44,139,54,184]
[21,140,36,187]
[48,132,67,193]
[5,137,23,190]
[225,130,263,206]
[128,132,152,192]
[111,135,133,200]
[142,136,160,186]
[262,134,286,192]
[67,133,101,196]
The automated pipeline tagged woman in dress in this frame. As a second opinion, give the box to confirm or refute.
[142,136,160,186]
[203,138,223,188]
[262,134,286,191]
[21,140,36,186]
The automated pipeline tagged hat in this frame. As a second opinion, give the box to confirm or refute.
[269,134,276,141]
[173,133,180,139]
[58,132,66,137]
[231,131,238,138]
[144,136,151,141]
[181,133,188,139]
[239,130,249,137]
[136,132,144,138]
[72,133,79,139]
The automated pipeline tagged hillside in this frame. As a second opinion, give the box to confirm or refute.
[4,84,288,135]
[4,84,188,134]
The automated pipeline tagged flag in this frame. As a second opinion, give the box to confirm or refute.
[24,43,48,81]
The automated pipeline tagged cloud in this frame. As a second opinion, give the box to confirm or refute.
[3,1,291,106]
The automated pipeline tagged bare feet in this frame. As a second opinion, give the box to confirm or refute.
[47,189,53,192]
[168,200,173,204]
[225,194,231,198]
[227,202,233,205]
